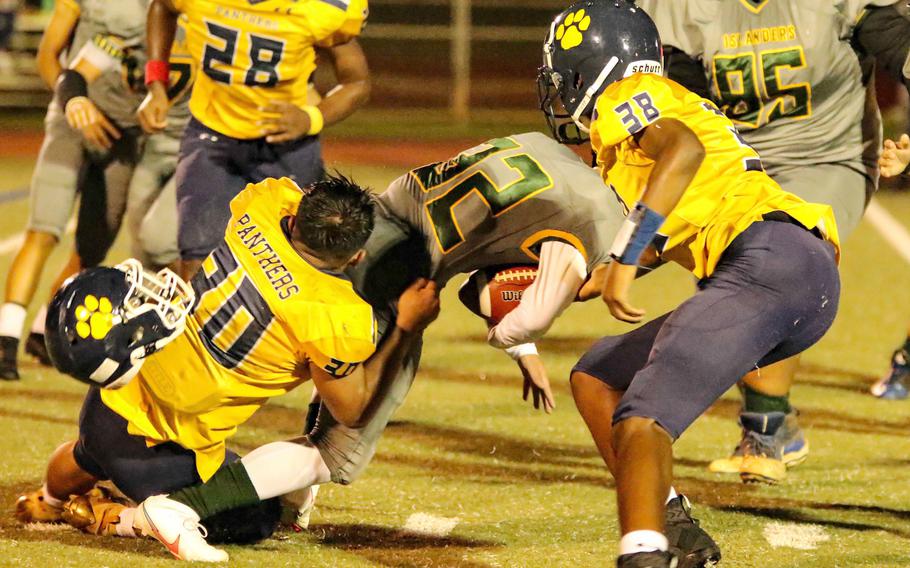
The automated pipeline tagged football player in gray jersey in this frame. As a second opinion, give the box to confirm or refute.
[0,0,146,380]
[90,134,716,564]
[639,0,910,483]
[0,0,192,380]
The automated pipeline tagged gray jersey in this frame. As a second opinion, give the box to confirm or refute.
[378,132,619,286]
[69,0,148,128]
[70,2,192,137]
[640,0,891,179]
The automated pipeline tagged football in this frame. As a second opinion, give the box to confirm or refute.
[458,265,538,325]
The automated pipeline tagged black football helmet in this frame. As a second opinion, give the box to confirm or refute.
[45,259,195,389]
[538,0,663,144]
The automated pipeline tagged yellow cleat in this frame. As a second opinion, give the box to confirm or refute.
[708,455,743,474]
[740,454,787,484]
[61,487,130,536]
[15,488,63,524]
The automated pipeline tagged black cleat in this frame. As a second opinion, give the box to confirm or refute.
[666,495,721,568]
[0,336,20,381]
[24,332,52,367]
[617,551,677,568]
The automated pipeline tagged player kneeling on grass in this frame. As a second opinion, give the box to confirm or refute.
[539,3,841,567]
[15,174,440,562]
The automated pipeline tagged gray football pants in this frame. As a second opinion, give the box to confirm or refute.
[771,162,874,240]
[125,132,179,268]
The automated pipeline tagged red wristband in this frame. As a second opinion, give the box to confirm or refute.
[144,60,170,86]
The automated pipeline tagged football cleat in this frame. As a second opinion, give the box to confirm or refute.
[617,551,678,568]
[15,488,63,523]
[61,486,130,536]
[24,332,52,367]
[281,484,320,532]
[665,496,721,568]
[138,495,228,562]
[709,409,808,474]
[738,411,788,484]
[870,348,910,400]
[0,336,20,381]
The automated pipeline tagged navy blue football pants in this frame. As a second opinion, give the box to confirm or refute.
[573,219,840,439]
[175,117,323,260]
[72,387,279,543]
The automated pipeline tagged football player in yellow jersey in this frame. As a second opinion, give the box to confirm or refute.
[16,174,440,561]
[137,0,371,280]
[539,3,840,567]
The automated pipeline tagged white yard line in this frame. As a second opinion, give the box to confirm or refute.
[0,218,76,256]
[762,522,830,550]
[865,197,910,266]
[402,512,460,537]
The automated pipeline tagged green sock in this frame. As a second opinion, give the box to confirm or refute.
[743,384,791,414]
[170,461,261,519]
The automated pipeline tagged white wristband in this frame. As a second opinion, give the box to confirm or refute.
[505,342,539,360]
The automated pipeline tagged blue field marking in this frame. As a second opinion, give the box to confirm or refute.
[0,188,28,204]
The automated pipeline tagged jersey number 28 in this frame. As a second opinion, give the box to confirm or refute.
[202,21,285,87]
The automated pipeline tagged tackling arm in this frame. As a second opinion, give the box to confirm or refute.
[309,279,439,428]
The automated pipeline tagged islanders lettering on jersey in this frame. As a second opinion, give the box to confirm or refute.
[235,214,300,300]
[722,25,796,49]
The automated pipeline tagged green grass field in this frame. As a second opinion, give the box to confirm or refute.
[0,116,909,567]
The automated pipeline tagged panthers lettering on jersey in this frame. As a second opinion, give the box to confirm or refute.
[173,0,367,139]
[101,177,376,480]
[378,132,621,286]
[589,72,840,278]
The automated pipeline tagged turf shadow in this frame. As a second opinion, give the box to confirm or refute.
[310,522,498,568]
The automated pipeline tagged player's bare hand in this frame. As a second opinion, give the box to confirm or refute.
[517,353,555,413]
[65,96,120,150]
[880,133,910,178]
[259,101,312,144]
[396,278,441,333]
[137,86,170,134]
[601,261,645,323]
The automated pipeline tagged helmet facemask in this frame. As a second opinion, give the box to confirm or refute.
[116,259,195,333]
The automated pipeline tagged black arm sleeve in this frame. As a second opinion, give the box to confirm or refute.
[854,4,910,92]
[664,45,710,99]
[55,69,88,110]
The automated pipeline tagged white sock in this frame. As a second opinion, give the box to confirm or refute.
[0,303,26,339]
[30,305,47,335]
[241,440,331,501]
[620,530,668,555]
[41,484,63,509]
[666,487,678,503]
[116,507,138,537]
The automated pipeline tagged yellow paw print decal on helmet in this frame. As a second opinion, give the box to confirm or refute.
[75,294,115,340]
[556,8,590,51]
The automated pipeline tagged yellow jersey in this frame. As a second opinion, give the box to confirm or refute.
[590,73,840,279]
[173,0,368,139]
[102,177,377,480]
